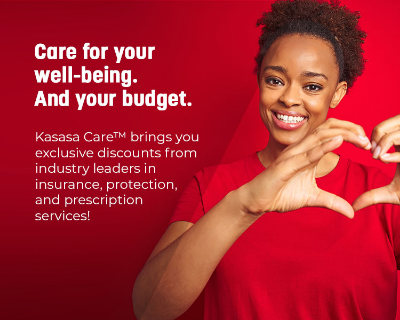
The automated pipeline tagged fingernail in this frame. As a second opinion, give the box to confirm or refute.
[372,145,381,159]
[357,135,371,150]
[364,142,372,150]
[332,135,341,140]
[381,153,390,159]
[358,135,368,141]
[371,141,376,153]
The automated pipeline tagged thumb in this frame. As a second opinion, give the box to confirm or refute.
[309,188,354,219]
[353,185,398,211]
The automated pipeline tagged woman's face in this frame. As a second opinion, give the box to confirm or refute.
[258,34,347,146]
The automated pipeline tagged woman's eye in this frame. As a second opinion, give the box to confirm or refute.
[304,84,323,92]
[265,78,283,86]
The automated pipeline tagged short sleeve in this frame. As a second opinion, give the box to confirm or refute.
[168,170,206,225]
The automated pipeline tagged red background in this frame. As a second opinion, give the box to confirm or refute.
[0,1,399,319]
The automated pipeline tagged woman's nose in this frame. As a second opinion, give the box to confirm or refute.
[278,84,302,107]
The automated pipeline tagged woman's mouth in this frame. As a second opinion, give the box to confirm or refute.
[272,111,308,130]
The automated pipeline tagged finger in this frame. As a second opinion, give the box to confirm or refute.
[322,118,368,137]
[379,152,400,163]
[279,120,370,162]
[284,127,370,160]
[311,128,371,150]
[275,135,343,181]
[309,188,354,219]
[371,114,400,152]
[373,130,400,160]
[280,128,370,163]
[353,185,400,211]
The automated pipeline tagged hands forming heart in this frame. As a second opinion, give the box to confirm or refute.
[237,116,400,220]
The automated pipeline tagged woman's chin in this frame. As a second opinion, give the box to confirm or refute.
[271,132,305,147]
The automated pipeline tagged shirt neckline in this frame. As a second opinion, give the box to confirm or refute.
[251,152,348,188]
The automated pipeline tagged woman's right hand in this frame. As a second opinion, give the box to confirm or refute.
[236,118,372,219]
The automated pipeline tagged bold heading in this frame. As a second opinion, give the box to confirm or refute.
[34,43,192,111]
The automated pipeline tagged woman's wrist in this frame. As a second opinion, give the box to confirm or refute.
[226,186,263,227]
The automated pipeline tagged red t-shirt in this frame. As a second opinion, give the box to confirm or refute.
[169,153,400,319]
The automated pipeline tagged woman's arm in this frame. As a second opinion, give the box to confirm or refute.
[133,118,371,320]
[132,191,256,320]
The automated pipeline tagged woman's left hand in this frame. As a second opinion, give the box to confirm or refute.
[353,114,400,211]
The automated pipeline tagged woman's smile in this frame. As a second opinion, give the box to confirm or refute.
[271,110,308,130]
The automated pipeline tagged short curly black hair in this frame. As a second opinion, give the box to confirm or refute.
[255,0,367,90]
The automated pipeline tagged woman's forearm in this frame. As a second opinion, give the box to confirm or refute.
[132,190,257,320]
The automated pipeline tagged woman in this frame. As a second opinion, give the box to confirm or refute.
[133,0,400,319]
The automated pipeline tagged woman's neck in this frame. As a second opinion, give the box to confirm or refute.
[257,139,340,178]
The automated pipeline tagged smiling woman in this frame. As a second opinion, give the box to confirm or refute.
[132,1,400,319]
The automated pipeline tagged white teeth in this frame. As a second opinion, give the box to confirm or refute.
[275,113,306,123]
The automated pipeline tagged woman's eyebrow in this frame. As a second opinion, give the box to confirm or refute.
[263,65,287,73]
[263,66,328,81]
[301,71,328,80]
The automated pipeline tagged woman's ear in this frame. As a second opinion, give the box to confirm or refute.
[330,81,347,109]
